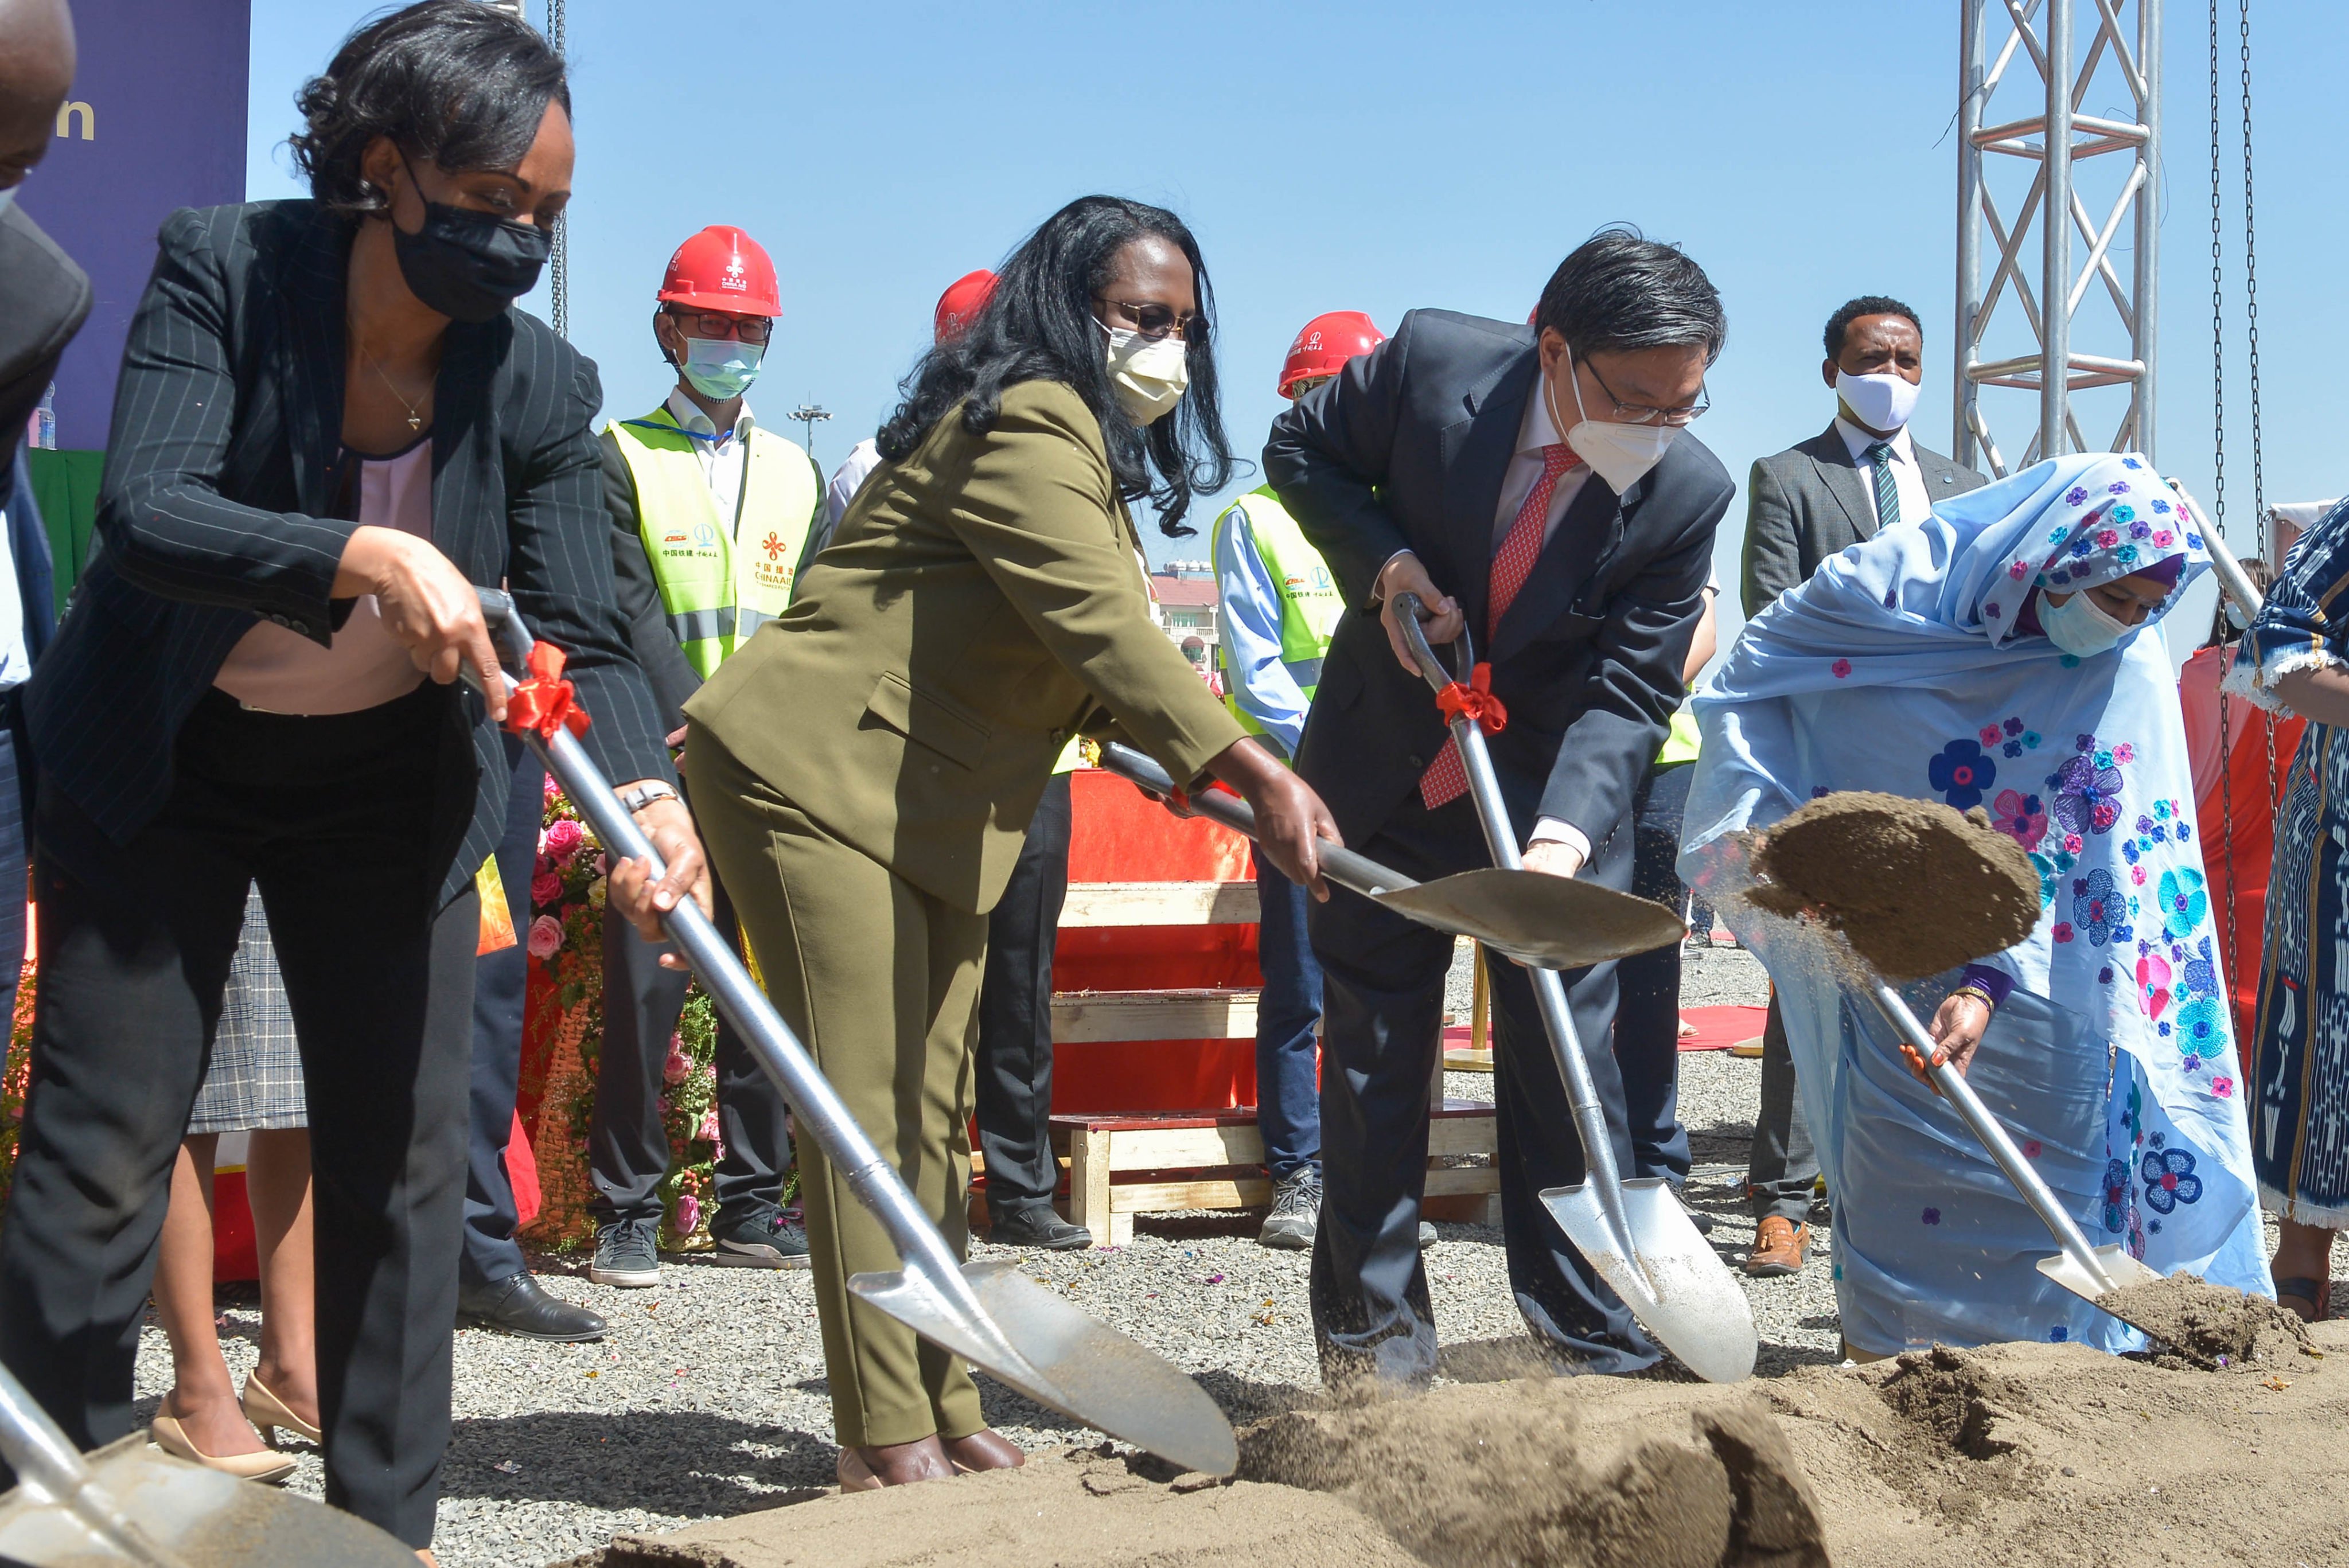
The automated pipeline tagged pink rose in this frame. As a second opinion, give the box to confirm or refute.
[673,1192,700,1235]
[542,774,562,805]
[525,914,563,960]
[544,819,585,861]
[663,1048,691,1086]
[592,852,609,877]
[697,1107,720,1142]
[531,869,564,908]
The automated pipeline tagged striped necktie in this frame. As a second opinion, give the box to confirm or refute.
[1865,440,1900,531]
[1419,443,1579,810]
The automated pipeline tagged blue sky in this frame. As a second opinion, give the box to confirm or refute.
[244,1,2348,660]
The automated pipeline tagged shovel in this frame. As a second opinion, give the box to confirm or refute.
[0,1363,413,1566]
[1385,595,1758,1384]
[472,592,1237,1479]
[1094,747,1684,972]
[1860,976,2163,1309]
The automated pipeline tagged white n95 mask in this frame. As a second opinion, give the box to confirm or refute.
[2040,588,2134,657]
[1100,325,1190,424]
[1551,348,1677,494]
[1836,369,1921,433]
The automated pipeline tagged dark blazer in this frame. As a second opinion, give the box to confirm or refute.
[23,201,673,905]
[0,204,94,453]
[5,446,56,666]
[599,423,836,733]
[1739,422,1986,617]
[1265,309,1732,852]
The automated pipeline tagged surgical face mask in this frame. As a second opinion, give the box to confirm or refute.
[680,336,764,400]
[390,158,551,323]
[1551,348,1677,493]
[1836,368,1921,433]
[1099,322,1190,424]
[2040,587,2135,657]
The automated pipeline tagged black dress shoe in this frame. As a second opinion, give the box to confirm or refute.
[458,1271,607,1341]
[988,1206,1092,1250]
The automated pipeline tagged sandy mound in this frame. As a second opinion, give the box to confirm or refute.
[2097,1272,2311,1371]
[1747,791,2039,980]
[566,1320,2349,1567]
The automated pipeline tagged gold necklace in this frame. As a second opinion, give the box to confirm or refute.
[362,348,428,433]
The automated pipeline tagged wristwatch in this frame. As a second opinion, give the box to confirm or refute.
[620,781,680,816]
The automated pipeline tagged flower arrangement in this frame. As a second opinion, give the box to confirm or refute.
[0,963,33,1206]
[529,779,741,1251]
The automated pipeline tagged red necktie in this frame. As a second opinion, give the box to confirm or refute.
[1419,443,1579,809]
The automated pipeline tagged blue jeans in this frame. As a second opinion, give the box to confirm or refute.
[1252,846,1323,1179]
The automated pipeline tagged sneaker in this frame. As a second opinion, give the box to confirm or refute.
[588,1218,661,1289]
[1258,1168,1322,1250]
[711,1207,813,1269]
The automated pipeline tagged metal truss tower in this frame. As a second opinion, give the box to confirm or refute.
[1955,0,2163,475]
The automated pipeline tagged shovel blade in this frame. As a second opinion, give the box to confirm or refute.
[851,1259,1237,1477]
[1375,869,1685,971]
[1542,1177,1759,1384]
[2037,1243,2165,1310]
[0,1437,414,1567]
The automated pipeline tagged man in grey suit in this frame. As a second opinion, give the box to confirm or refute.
[1736,295,1987,1276]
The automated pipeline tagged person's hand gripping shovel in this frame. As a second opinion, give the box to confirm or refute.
[1384,592,1756,1382]
[466,590,1238,1479]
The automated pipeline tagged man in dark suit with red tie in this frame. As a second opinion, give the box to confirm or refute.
[1264,228,1732,1382]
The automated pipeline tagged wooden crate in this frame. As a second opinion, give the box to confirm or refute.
[1051,1099,1498,1246]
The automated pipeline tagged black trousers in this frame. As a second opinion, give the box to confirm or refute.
[1616,759,1692,1182]
[1747,996,1820,1223]
[1307,792,1657,1385]
[973,772,1072,1214]
[590,812,790,1228]
[460,736,546,1289]
[0,685,477,1549]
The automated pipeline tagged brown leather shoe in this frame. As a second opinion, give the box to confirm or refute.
[1744,1215,1810,1277]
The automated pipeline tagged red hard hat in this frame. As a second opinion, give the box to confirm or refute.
[1279,311,1385,399]
[934,269,998,344]
[658,226,781,317]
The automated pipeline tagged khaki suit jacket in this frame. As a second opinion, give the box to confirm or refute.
[686,379,1243,914]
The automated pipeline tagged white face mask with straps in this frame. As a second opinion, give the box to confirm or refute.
[1098,321,1190,424]
[2040,587,2134,657]
[1548,346,1677,494]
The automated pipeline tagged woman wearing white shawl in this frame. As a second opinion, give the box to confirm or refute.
[1681,453,2271,1357]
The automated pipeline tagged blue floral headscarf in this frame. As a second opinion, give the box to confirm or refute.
[1680,451,2261,1282]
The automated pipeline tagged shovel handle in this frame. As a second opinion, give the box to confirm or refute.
[469,592,969,1292]
[1865,979,2119,1294]
[1093,743,1419,898]
[2165,481,2266,621]
[0,1364,189,1566]
[1389,591,1470,695]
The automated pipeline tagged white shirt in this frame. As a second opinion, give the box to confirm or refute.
[825,437,883,531]
[0,497,24,690]
[1835,415,1931,533]
[664,387,755,537]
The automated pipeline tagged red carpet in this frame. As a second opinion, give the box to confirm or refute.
[1440,1003,1764,1063]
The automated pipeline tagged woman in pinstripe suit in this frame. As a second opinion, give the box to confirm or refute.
[0,6,705,1555]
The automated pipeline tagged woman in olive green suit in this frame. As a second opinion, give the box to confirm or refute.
[685,197,1338,1489]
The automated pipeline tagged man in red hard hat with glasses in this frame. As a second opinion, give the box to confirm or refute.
[587,225,831,1288]
[1212,312,1430,1252]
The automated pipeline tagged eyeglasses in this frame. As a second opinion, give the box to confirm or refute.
[1582,357,1709,427]
[665,309,775,345]
[1094,297,1210,344]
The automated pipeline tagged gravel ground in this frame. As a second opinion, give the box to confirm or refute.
[131,934,2336,1565]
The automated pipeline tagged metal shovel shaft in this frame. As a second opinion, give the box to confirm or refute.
[0,1367,186,1567]
[1865,980,2121,1294]
[2165,482,2266,621]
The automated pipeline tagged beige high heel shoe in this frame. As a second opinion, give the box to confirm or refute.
[150,1401,297,1484]
[241,1374,324,1446]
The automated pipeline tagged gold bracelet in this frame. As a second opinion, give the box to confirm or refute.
[1949,985,1996,1010]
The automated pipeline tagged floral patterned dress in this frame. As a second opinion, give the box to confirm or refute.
[1682,453,2272,1355]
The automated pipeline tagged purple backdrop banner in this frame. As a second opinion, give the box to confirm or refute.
[21,0,250,450]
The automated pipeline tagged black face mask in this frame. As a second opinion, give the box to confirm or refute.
[390,181,551,323]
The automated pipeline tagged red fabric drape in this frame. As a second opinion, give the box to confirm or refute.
[2187,665,2303,1072]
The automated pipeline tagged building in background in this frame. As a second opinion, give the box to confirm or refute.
[1149,561,1219,650]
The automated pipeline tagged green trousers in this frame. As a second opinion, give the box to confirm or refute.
[687,732,988,1448]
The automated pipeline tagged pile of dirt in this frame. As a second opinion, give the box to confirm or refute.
[1746,791,2040,980]
[2098,1272,2311,1370]
[568,1322,2349,1568]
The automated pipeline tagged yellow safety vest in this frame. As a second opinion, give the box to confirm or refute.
[1210,485,1343,743]
[609,406,820,679]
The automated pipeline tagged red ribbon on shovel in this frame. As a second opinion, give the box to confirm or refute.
[1435,662,1508,735]
[504,641,593,740]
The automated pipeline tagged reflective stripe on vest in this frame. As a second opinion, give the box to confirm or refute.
[610,408,819,680]
[1211,485,1343,740]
